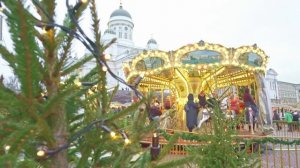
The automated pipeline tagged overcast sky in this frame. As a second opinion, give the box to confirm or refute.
[1,0,300,83]
[97,0,300,84]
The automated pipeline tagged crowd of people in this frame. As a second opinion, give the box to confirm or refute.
[146,87,300,133]
[273,108,300,131]
[184,87,259,132]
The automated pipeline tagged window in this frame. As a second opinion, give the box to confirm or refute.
[272,82,275,90]
[119,32,122,38]
[125,27,128,31]
[124,33,127,39]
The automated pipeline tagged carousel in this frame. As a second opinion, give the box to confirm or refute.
[123,41,273,132]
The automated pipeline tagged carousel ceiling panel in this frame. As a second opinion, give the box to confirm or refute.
[135,57,165,71]
[181,50,222,64]
[238,52,263,67]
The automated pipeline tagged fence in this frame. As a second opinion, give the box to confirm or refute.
[141,121,300,167]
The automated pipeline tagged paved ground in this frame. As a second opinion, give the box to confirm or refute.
[261,147,300,168]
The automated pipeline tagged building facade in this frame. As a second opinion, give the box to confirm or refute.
[0,12,3,42]
[81,4,158,90]
[266,69,300,107]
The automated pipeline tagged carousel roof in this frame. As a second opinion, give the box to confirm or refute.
[123,41,269,98]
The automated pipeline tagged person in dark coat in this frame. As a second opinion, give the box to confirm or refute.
[243,87,258,118]
[150,100,162,128]
[150,101,162,120]
[273,109,282,130]
[184,94,199,132]
[292,111,299,121]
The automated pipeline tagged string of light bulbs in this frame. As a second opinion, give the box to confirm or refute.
[0,0,145,159]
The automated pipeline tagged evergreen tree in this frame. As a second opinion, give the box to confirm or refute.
[0,0,159,167]
[0,1,260,167]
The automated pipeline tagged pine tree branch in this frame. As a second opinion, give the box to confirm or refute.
[40,0,56,20]
[89,0,111,115]
[0,44,16,69]
[106,85,119,110]
[32,0,54,22]
[55,7,89,75]
[3,1,42,120]
[90,0,101,47]
[80,67,98,81]
[0,86,23,115]
[107,99,146,121]
[61,55,94,76]
[42,85,78,119]
[16,2,40,108]
[154,155,197,168]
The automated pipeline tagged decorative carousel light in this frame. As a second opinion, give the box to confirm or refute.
[81,0,88,3]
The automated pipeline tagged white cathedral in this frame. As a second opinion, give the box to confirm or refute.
[82,3,158,90]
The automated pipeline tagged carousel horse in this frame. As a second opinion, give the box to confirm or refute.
[246,106,256,134]
[197,108,210,129]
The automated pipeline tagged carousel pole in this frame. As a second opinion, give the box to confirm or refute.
[253,75,259,131]
[246,71,256,134]
[161,88,164,110]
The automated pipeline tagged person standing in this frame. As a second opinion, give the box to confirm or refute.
[184,94,199,132]
[150,100,162,128]
[229,93,240,116]
[198,91,207,108]
[284,109,293,132]
[273,109,282,130]
[243,87,258,118]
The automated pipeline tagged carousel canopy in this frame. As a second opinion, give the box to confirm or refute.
[123,41,269,98]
